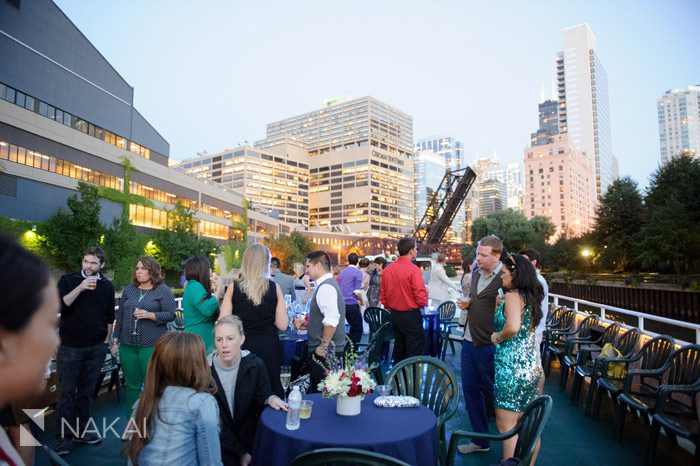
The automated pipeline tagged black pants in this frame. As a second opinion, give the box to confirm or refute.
[345,303,363,347]
[55,343,105,440]
[389,309,425,363]
[306,349,345,393]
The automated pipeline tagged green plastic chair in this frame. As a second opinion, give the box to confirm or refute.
[558,314,600,389]
[436,301,457,359]
[446,396,553,466]
[291,448,410,466]
[364,307,391,336]
[358,322,392,384]
[386,356,459,464]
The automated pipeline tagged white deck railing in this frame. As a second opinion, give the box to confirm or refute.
[550,293,700,345]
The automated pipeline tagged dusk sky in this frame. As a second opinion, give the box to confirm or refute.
[55,0,699,189]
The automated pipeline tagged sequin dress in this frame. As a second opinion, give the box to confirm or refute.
[493,301,543,411]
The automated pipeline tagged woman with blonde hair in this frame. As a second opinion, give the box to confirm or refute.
[220,244,288,397]
[209,316,287,465]
[292,261,312,305]
[127,332,221,465]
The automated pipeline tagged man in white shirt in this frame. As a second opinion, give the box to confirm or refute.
[305,251,347,392]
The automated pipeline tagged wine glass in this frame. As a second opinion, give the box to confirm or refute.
[131,309,140,337]
[280,365,291,402]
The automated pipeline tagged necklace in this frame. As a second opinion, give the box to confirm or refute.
[138,288,148,302]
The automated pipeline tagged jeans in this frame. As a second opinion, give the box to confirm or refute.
[461,340,495,448]
[55,343,105,440]
[345,303,363,346]
[119,344,154,417]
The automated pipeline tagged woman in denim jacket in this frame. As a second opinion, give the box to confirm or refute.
[126,332,222,466]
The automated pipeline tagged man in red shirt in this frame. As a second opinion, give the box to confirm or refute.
[380,237,428,362]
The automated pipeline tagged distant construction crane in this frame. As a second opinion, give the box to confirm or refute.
[414,167,477,246]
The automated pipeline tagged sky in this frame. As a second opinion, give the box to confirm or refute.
[54,0,700,189]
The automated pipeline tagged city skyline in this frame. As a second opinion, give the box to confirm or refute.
[54,0,700,189]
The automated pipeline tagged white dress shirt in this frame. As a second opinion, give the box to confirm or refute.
[314,272,341,328]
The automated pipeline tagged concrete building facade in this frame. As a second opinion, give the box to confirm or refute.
[256,96,415,237]
[0,0,284,244]
[657,85,700,164]
[524,133,595,239]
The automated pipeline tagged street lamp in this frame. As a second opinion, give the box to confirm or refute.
[581,248,592,274]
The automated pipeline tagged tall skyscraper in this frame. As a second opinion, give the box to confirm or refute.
[506,163,524,212]
[478,178,507,217]
[658,85,700,164]
[257,96,414,236]
[530,99,559,146]
[524,133,595,239]
[413,149,446,229]
[415,135,466,240]
[557,24,614,199]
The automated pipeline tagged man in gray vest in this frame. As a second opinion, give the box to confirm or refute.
[305,250,346,392]
[458,235,503,455]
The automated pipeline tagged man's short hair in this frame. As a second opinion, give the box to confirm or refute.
[519,249,542,268]
[477,235,503,255]
[397,237,416,256]
[347,253,359,265]
[436,253,447,263]
[84,246,106,265]
[270,257,281,269]
[358,257,370,268]
[306,251,331,272]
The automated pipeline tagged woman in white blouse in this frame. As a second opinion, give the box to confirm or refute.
[427,253,461,304]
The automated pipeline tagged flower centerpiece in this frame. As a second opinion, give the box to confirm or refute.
[315,338,376,416]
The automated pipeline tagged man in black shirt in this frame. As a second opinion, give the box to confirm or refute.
[55,247,115,455]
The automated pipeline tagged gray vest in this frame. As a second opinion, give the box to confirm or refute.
[308,278,346,352]
[467,268,503,347]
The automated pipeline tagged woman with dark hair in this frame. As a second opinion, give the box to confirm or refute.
[127,332,222,465]
[490,253,544,461]
[0,235,60,465]
[112,255,176,416]
[183,256,222,353]
[210,315,287,466]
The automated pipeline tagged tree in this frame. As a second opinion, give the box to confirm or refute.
[470,210,556,253]
[265,232,316,274]
[591,177,644,271]
[154,202,219,278]
[637,157,700,272]
[41,182,104,271]
[103,217,149,289]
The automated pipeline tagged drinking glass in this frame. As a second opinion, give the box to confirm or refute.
[131,309,139,337]
[280,365,291,402]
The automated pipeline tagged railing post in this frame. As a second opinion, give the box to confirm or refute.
[600,306,606,321]
[574,300,578,312]
[696,328,700,345]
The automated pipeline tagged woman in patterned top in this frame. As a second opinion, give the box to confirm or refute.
[112,256,176,416]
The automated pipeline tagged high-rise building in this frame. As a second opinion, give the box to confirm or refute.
[415,135,464,171]
[257,96,414,236]
[413,149,446,230]
[506,163,524,212]
[524,133,596,239]
[0,0,284,244]
[530,99,559,146]
[175,146,310,226]
[557,24,614,199]
[415,135,466,240]
[658,85,700,164]
[478,178,507,217]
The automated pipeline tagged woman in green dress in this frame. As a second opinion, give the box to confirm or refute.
[490,253,544,462]
[183,256,222,353]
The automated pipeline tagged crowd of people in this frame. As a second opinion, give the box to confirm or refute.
[0,231,550,465]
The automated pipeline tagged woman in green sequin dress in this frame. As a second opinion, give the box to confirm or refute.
[490,253,544,462]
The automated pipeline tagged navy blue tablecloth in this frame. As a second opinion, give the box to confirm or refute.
[279,329,308,366]
[422,309,440,357]
[251,393,437,466]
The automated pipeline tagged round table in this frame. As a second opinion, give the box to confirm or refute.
[251,393,437,466]
[279,329,308,366]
